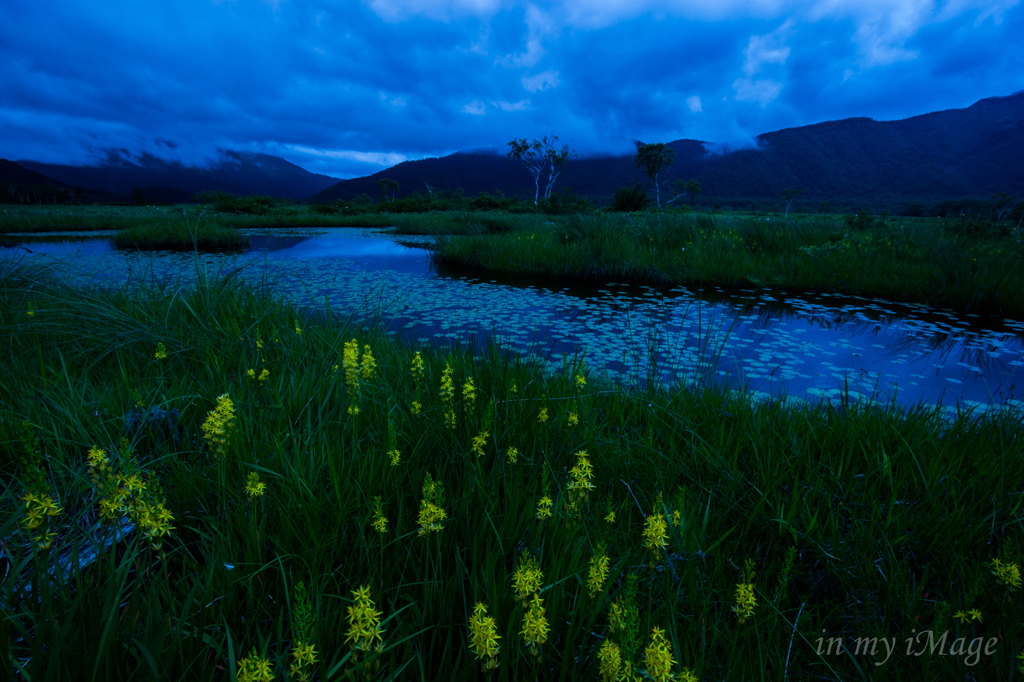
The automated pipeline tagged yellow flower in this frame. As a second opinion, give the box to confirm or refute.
[471,430,489,457]
[410,400,422,415]
[236,653,274,682]
[604,511,616,524]
[26,303,34,317]
[511,380,517,393]
[992,558,1022,590]
[411,351,425,384]
[597,640,622,682]
[536,495,553,521]
[388,449,401,466]
[575,373,586,388]
[732,582,757,624]
[294,320,302,335]
[372,496,388,533]
[345,585,384,652]
[954,610,968,624]
[417,473,446,536]
[643,512,669,560]
[244,471,266,498]
[347,405,360,416]
[567,451,595,492]
[538,407,548,423]
[645,626,678,682]
[360,344,376,380]
[520,594,550,653]
[343,339,361,392]
[201,393,237,460]
[506,446,519,464]
[968,608,982,622]
[671,509,681,527]
[439,364,456,430]
[258,368,269,382]
[679,666,699,682]
[468,602,501,669]
[512,553,544,603]
[247,368,256,379]
[567,412,578,427]
[587,550,611,598]
[154,342,167,360]
[463,377,477,411]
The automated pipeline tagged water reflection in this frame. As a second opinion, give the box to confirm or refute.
[3,227,1023,422]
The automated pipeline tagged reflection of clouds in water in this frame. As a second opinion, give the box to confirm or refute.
[4,227,1024,425]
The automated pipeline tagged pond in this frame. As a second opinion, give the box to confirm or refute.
[4,227,1024,424]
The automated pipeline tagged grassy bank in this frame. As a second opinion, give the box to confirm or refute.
[1,252,1022,681]
[426,211,1024,318]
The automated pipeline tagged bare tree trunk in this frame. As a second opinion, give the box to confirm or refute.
[654,172,661,210]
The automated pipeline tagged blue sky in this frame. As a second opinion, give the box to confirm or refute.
[2,0,1022,179]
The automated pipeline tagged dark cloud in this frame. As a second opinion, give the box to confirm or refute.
[2,0,1021,179]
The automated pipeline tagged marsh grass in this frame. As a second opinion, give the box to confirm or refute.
[1,224,1023,681]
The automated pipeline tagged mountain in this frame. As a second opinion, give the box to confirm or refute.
[312,91,1024,212]
[16,151,340,201]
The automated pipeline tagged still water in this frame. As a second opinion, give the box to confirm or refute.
[4,227,1024,423]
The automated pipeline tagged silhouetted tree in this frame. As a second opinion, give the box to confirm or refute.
[612,182,650,212]
[993,192,1018,221]
[377,178,399,203]
[507,134,577,205]
[634,142,676,210]
[664,179,701,208]
[780,188,804,218]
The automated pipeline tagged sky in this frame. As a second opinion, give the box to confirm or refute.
[2,0,1022,180]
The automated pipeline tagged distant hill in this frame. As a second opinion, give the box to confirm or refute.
[17,151,340,201]
[312,91,1024,212]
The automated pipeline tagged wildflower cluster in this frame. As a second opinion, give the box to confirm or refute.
[520,594,550,659]
[992,558,1022,590]
[154,342,167,360]
[566,449,595,527]
[18,423,62,550]
[587,544,611,598]
[462,376,476,414]
[642,495,669,563]
[89,442,174,553]
[244,471,266,498]
[342,340,376,415]
[388,449,401,467]
[536,468,553,522]
[439,362,456,429]
[598,640,622,682]
[608,573,642,668]
[371,496,388,534]
[506,446,519,464]
[344,585,385,676]
[236,653,274,682]
[732,558,757,624]
[471,429,490,457]
[468,602,501,673]
[417,473,447,536]
[644,626,678,682]
[512,552,544,604]
[409,351,425,415]
[289,581,318,682]
[201,393,237,461]
[247,367,270,383]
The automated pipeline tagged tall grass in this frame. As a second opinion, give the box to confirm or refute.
[1,242,1022,681]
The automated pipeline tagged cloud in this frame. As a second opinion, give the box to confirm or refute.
[491,99,532,111]
[0,0,1021,178]
[521,70,560,92]
[732,78,784,106]
[461,100,488,115]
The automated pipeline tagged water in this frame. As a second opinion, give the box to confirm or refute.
[4,227,1024,423]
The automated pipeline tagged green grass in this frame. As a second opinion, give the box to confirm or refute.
[426,211,1024,318]
[1,245,1022,681]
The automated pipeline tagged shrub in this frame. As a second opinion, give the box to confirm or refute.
[611,183,650,212]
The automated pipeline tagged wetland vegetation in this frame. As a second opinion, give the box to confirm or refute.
[1,202,1023,680]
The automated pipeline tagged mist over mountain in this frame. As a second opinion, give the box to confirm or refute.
[15,151,340,201]
[313,92,1024,212]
